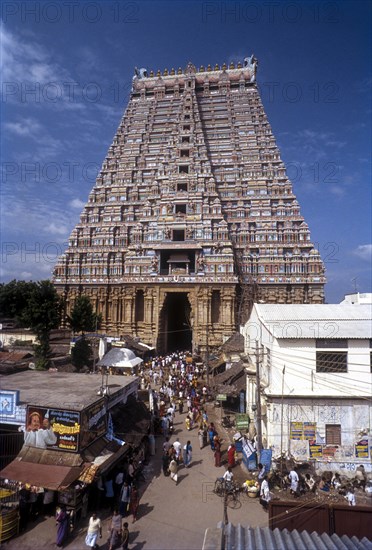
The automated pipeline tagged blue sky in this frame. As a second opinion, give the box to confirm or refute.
[1,0,371,303]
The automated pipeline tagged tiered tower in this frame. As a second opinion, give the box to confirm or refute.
[54,58,325,353]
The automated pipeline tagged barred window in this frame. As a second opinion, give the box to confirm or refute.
[316,351,347,373]
[325,424,341,445]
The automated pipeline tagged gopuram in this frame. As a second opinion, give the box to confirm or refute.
[53,57,326,353]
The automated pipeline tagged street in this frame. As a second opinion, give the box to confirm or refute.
[3,402,267,550]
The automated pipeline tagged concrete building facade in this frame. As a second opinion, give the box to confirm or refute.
[241,303,372,473]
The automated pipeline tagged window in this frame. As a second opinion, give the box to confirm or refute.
[177,182,187,192]
[316,351,347,373]
[211,290,221,323]
[175,204,186,214]
[179,165,189,174]
[325,424,341,445]
[172,229,185,241]
[135,290,144,322]
[180,149,190,157]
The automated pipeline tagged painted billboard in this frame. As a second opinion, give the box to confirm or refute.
[24,406,80,452]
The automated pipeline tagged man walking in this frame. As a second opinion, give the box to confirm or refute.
[85,512,102,549]
[169,458,178,484]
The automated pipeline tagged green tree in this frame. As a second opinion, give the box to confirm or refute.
[20,281,62,370]
[67,295,100,334]
[0,280,36,323]
[71,337,92,371]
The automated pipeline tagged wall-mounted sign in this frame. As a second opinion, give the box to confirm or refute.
[355,440,369,459]
[235,413,250,430]
[216,394,227,401]
[322,446,337,459]
[24,406,80,452]
[80,400,107,450]
[303,422,316,440]
[309,442,323,458]
[290,422,303,440]
[0,390,19,419]
[290,422,317,441]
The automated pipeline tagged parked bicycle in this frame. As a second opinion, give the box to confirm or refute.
[213,479,242,509]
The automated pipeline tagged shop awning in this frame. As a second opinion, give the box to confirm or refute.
[0,459,83,491]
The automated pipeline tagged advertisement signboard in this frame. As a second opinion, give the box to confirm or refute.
[80,400,107,450]
[355,440,369,459]
[25,406,80,452]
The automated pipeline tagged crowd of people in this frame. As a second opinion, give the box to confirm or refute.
[16,348,368,549]
[259,465,365,511]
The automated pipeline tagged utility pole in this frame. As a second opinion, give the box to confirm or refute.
[280,365,285,476]
[206,321,210,387]
[255,340,263,462]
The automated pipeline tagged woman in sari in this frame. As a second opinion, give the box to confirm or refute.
[55,505,69,548]
[129,485,140,523]
[227,443,236,467]
[214,436,222,467]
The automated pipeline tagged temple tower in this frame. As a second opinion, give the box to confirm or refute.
[53,58,325,353]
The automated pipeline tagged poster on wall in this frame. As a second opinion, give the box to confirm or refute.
[322,446,337,459]
[290,422,303,440]
[355,440,369,459]
[303,422,316,440]
[0,390,19,420]
[24,406,80,452]
[309,442,323,458]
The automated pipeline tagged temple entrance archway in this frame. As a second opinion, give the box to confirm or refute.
[157,292,192,353]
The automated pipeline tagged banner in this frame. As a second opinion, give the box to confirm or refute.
[24,406,80,452]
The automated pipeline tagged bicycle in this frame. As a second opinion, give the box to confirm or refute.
[214,477,225,497]
[225,482,241,509]
[214,479,242,509]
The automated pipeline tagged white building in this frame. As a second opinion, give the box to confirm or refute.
[340,292,372,305]
[241,303,372,474]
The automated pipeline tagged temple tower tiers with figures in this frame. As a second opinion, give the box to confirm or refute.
[53,57,326,354]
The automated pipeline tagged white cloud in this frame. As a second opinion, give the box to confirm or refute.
[353,245,372,261]
[4,118,42,137]
[69,198,85,209]
[45,222,70,237]
[329,186,345,197]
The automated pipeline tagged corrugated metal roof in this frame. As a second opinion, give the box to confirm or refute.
[254,304,372,339]
[204,523,372,550]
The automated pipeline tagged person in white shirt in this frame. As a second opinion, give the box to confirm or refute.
[260,476,271,510]
[23,412,57,449]
[346,488,356,506]
[173,438,182,462]
[288,469,299,495]
[85,512,102,548]
[223,467,234,489]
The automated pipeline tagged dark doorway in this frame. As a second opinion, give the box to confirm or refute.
[158,293,192,353]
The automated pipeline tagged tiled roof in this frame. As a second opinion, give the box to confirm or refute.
[221,332,245,352]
